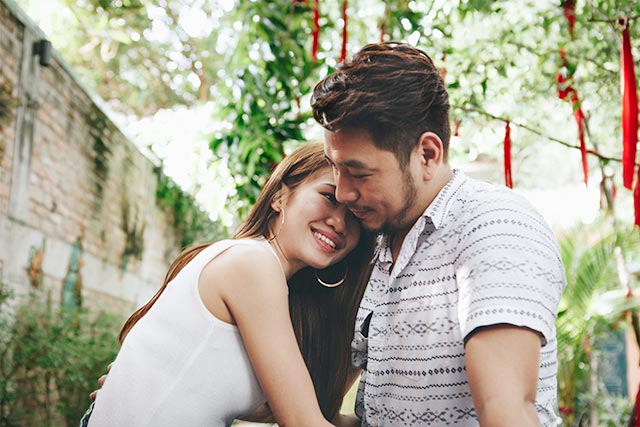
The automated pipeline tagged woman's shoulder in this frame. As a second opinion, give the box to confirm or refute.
[202,239,285,286]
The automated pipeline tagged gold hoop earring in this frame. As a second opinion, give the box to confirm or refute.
[315,264,348,288]
[267,208,285,242]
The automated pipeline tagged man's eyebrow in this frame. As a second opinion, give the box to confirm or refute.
[323,153,370,170]
[341,159,369,169]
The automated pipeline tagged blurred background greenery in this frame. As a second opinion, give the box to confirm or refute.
[2,0,640,426]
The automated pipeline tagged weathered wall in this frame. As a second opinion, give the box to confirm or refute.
[0,0,187,317]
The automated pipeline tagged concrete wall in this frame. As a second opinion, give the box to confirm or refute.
[0,0,188,317]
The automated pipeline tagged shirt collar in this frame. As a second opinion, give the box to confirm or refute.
[422,168,466,230]
[377,169,467,267]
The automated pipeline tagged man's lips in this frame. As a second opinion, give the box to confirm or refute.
[349,207,370,218]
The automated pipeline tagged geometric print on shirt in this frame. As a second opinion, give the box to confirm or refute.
[352,170,566,427]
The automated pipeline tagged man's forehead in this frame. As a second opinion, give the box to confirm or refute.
[323,143,370,169]
[323,138,397,171]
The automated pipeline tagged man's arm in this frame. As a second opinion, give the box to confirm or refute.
[465,324,541,427]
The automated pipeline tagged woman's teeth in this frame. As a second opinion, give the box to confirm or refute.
[314,232,336,249]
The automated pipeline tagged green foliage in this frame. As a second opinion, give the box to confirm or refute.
[210,0,317,215]
[155,167,227,247]
[16,0,226,114]
[16,0,640,219]
[556,224,640,426]
[0,283,121,426]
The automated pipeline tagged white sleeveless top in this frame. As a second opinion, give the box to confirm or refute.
[88,239,278,427]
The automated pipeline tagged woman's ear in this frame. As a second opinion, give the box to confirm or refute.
[270,185,290,212]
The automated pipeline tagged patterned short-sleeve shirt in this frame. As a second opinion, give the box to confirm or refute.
[352,170,566,427]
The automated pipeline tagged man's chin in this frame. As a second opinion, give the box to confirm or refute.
[360,218,384,233]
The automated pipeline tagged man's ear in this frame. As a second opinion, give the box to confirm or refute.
[414,132,445,179]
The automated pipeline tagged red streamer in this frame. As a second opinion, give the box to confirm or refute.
[575,107,589,187]
[504,120,513,189]
[379,8,387,42]
[311,0,320,62]
[635,167,640,227]
[440,53,447,82]
[632,373,640,426]
[339,0,348,62]
[620,17,638,190]
[562,0,576,38]
[556,51,589,186]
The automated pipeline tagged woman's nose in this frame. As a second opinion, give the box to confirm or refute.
[327,205,348,235]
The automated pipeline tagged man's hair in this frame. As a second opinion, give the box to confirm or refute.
[311,42,451,165]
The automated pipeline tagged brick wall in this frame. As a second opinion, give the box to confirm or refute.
[0,0,189,317]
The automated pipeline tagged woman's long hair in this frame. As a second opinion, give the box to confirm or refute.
[118,142,376,420]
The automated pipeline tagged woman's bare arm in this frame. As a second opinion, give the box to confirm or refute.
[201,245,334,427]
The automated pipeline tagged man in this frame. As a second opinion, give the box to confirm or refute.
[311,42,566,427]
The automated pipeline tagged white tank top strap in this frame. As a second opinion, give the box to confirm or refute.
[190,238,286,281]
[256,238,287,279]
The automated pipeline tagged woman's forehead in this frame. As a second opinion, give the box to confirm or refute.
[307,167,335,184]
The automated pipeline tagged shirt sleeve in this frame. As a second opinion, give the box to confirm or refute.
[454,190,566,346]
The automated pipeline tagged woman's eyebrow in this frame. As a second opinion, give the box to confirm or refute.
[319,182,337,189]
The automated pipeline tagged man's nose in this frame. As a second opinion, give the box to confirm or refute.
[326,205,348,235]
[335,171,358,204]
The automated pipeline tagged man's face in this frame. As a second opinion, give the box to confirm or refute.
[323,128,421,233]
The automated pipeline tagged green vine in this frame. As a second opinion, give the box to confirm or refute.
[120,198,145,271]
[87,106,112,209]
[154,167,225,249]
[0,79,16,161]
[0,80,15,129]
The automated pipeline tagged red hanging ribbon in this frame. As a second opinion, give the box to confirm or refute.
[620,17,638,190]
[453,119,461,137]
[575,106,589,187]
[339,0,348,62]
[562,0,576,38]
[379,8,388,42]
[556,51,589,186]
[635,167,640,227]
[504,120,513,189]
[632,384,640,426]
[311,0,320,62]
[440,53,447,82]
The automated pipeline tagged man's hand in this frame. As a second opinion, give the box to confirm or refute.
[332,413,360,427]
[89,362,113,400]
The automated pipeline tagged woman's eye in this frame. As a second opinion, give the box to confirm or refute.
[322,193,338,205]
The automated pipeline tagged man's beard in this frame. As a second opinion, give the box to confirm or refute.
[377,170,418,235]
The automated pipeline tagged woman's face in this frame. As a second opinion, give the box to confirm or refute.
[276,168,361,272]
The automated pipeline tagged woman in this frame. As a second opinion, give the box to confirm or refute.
[85,143,375,427]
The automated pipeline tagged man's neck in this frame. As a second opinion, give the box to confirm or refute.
[389,166,454,262]
[390,231,408,263]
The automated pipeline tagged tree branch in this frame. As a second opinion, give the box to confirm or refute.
[455,105,640,167]
[586,14,640,24]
